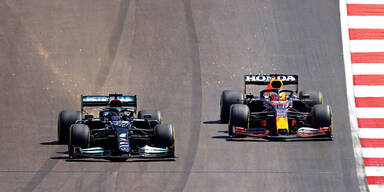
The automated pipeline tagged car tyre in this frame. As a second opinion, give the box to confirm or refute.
[154,124,175,157]
[228,104,249,137]
[299,90,323,107]
[69,124,90,148]
[58,110,81,144]
[312,104,333,138]
[220,90,244,123]
[138,110,162,123]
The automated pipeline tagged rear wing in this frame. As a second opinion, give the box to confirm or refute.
[81,93,137,114]
[244,74,299,93]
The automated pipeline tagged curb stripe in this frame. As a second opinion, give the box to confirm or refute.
[356,97,384,107]
[365,158,384,167]
[367,176,384,185]
[358,118,384,128]
[354,75,384,85]
[350,29,384,40]
[351,52,384,63]
[361,138,384,147]
[348,4,384,16]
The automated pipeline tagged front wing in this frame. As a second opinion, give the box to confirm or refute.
[69,145,175,159]
[232,126,332,139]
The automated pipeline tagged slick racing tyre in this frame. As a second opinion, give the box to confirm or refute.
[138,110,162,123]
[58,110,81,144]
[312,104,333,137]
[154,124,175,149]
[69,124,90,148]
[220,90,244,123]
[228,104,249,137]
[299,90,323,107]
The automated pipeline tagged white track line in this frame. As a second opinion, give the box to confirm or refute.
[363,148,384,158]
[347,0,384,4]
[350,40,384,52]
[348,16,384,29]
[357,108,384,118]
[354,86,384,97]
[353,64,384,75]
[360,129,384,138]
[340,0,368,191]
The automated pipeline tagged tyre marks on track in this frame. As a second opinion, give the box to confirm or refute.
[94,0,130,92]
[173,0,202,191]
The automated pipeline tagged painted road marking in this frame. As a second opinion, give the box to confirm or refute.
[348,0,384,4]
[361,139,384,148]
[348,16,384,29]
[354,75,384,85]
[363,148,384,158]
[351,52,384,63]
[357,108,384,118]
[353,64,384,75]
[360,129,384,139]
[365,158,384,167]
[354,86,384,97]
[350,40,384,52]
[350,29,384,40]
[358,118,384,128]
[355,97,384,107]
[348,4,384,16]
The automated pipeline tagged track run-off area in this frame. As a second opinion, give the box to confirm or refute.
[0,0,372,191]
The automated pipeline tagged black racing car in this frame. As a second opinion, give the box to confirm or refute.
[220,74,333,139]
[57,94,175,161]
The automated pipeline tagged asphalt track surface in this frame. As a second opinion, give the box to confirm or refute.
[0,0,361,192]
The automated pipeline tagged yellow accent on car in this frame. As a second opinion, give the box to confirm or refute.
[276,117,289,131]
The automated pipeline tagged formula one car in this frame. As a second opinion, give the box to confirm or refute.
[220,74,333,139]
[57,94,175,161]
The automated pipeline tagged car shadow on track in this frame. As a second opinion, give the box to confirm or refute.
[212,132,333,142]
[40,141,62,145]
[203,120,225,124]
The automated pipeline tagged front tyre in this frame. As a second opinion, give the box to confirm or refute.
[154,124,175,157]
[228,104,250,137]
[312,104,333,138]
[69,124,90,148]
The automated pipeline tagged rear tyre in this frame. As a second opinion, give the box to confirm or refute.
[312,104,333,137]
[220,90,244,123]
[138,110,162,123]
[299,90,323,107]
[69,124,90,148]
[58,110,81,144]
[228,104,249,137]
[154,124,175,157]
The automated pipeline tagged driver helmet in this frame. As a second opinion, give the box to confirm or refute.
[268,79,283,89]
[110,99,123,107]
